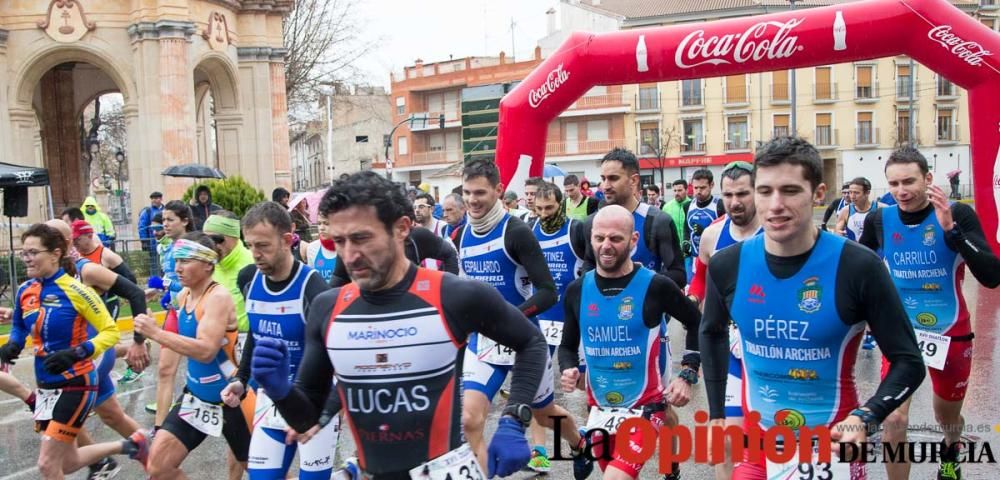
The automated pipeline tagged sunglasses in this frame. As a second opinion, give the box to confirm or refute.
[208,234,226,245]
[723,161,754,174]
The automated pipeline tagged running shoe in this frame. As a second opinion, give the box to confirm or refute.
[332,457,361,480]
[663,462,681,480]
[144,402,157,414]
[86,457,120,480]
[526,446,551,473]
[572,429,595,480]
[123,429,150,469]
[118,367,144,385]
[938,461,961,480]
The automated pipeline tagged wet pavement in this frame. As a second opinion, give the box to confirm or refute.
[0,250,998,478]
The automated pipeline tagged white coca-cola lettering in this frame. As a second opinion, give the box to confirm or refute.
[675,18,805,69]
[927,25,992,67]
[528,64,570,109]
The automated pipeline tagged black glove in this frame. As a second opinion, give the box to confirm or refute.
[0,343,22,365]
[681,240,693,257]
[43,347,87,374]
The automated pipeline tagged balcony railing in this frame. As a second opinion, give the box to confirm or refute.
[638,140,660,156]
[896,79,919,100]
[937,126,959,143]
[411,150,461,165]
[936,81,958,99]
[546,139,624,156]
[680,94,703,108]
[895,125,920,145]
[815,127,839,148]
[680,141,706,153]
[568,93,626,110]
[855,80,879,101]
[635,92,660,111]
[771,82,790,104]
[856,126,881,146]
[725,139,750,151]
[409,110,461,130]
[813,82,838,102]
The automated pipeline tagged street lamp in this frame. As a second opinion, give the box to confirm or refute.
[115,149,126,223]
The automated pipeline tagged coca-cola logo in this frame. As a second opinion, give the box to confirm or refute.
[528,64,570,109]
[675,18,805,69]
[928,25,992,67]
[993,173,1000,189]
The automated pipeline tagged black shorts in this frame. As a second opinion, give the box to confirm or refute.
[161,392,252,462]
[35,374,98,443]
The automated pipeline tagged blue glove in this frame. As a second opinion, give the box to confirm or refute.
[251,337,291,400]
[486,417,530,478]
[160,291,172,310]
[147,276,168,291]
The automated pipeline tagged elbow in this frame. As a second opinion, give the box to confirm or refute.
[192,347,219,364]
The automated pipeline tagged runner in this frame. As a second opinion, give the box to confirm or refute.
[216,202,335,480]
[134,233,251,479]
[859,146,1000,480]
[684,168,725,280]
[440,192,467,238]
[686,161,762,480]
[563,175,599,221]
[820,183,852,231]
[413,193,447,237]
[835,177,880,241]
[700,136,926,479]
[203,212,255,356]
[0,223,148,479]
[327,223,458,286]
[662,179,692,275]
[455,160,592,477]
[305,213,338,282]
[523,176,545,227]
[251,171,547,479]
[559,205,701,480]
[525,182,588,473]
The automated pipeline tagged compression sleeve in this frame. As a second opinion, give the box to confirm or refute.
[578,217,596,273]
[329,256,351,288]
[110,262,138,286]
[858,209,882,252]
[822,199,840,228]
[442,274,547,407]
[949,204,1000,288]
[236,331,255,386]
[504,219,558,317]
[108,275,147,343]
[700,250,738,420]
[273,289,339,432]
[652,212,687,288]
[237,264,255,300]
[557,280,583,372]
[66,278,120,357]
[409,226,460,275]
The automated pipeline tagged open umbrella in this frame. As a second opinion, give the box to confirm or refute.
[162,164,226,179]
[543,164,566,178]
[945,169,961,179]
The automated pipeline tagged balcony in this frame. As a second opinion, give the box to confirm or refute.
[813,82,838,104]
[896,79,920,101]
[637,140,660,156]
[855,127,881,147]
[895,125,920,146]
[409,110,462,131]
[771,83,790,105]
[725,139,751,151]
[561,93,629,117]
[855,80,879,103]
[680,95,704,110]
[635,93,660,112]
[546,139,624,157]
[680,141,706,154]
[815,127,839,149]
[936,82,959,100]
[936,126,959,144]
[411,150,461,165]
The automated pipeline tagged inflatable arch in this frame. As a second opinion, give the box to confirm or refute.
[496,0,1000,254]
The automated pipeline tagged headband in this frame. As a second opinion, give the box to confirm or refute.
[173,239,219,264]
[203,215,241,238]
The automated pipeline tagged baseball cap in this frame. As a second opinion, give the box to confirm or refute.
[71,220,94,240]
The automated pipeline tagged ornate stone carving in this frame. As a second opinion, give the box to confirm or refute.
[203,12,231,52]
[37,0,96,43]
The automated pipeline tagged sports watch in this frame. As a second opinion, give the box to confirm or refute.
[678,367,699,385]
[502,403,532,427]
[849,408,880,436]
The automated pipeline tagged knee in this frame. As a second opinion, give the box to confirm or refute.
[934,409,962,427]
[883,410,909,439]
[462,408,485,434]
[37,452,61,477]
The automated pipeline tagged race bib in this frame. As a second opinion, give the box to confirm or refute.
[915,330,951,371]
[253,389,289,431]
[234,332,249,364]
[538,320,563,346]
[477,335,515,366]
[179,393,223,437]
[585,406,642,434]
[409,444,485,480]
[33,388,62,421]
[765,444,852,480]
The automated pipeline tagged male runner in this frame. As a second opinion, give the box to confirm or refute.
[859,146,1000,480]
[563,174,598,221]
[701,136,926,479]
[327,224,458,286]
[251,171,547,479]
[645,185,664,209]
[216,202,335,480]
[523,176,545,227]
[559,205,701,480]
[440,192,467,238]
[684,169,725,270]
[413,193,447,237]
[305,213,338,282]
[454,160,591,477]
[686,162,762,480]
[835,177,880,241]
[820,183,852,231]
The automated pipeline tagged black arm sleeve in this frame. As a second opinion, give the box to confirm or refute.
[569,221,588,273]
[110,262,138,286]
[858,210,882,252]
[949,204,1000,288]
[272,290,339,432]
[442,275,547,407]
[651,212,687,288]
[504,219,558,317]
[329,257,351,288]
[237,333,255,386]
[237,265,256,299]
[699,251,737,419]
[108,275,147,343]
[822,199,840,227]
[716,198,726,218]
[557,280,583,372]
[409,226,459,275]
[579,217,596,273]
[586,197,599,216]
[648,275,700,359]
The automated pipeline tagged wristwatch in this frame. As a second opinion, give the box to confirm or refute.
[502,403,532,427]
[849,408,880,435]
[678,367,699,385]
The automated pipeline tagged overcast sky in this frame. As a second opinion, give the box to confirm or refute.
[352,0,558,87]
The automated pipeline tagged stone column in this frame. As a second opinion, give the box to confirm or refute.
[0,29,11,169]
[214,111,244,176]
[237,47,276,190]
[158,25,196,200]
[38,64,84,212]
[269,49,291,189]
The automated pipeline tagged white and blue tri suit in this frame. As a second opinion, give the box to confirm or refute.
[532,219,583,350]
[630,203,672,380]
[307,242,338,284]
[245,264,339,480]
[686,196,719,257]
[845,202,877,241]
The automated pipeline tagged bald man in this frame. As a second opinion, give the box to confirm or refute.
[557,206,702,480]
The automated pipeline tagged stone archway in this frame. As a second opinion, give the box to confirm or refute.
[193,53,243,177]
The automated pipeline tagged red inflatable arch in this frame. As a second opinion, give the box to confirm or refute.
[496,0,1000,254]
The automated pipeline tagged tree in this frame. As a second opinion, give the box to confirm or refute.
[640,125,681,190]
[283,0,375,119]
[181,176,267,217]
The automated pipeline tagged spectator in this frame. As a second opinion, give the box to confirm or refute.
[502,191,530,220]
[441,193,466,239]
[662,179,692,246]
[289,197,313,242]
[137,191,164,257]
[645,184,664,209]
[149,213,164,276]
[580,178,595,198]
[562,175,598,221]
[80,196,115,247]
[190,184,221,230]
[272,187,291,207]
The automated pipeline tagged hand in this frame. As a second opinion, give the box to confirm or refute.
[0,307,12,324]
[287,424,321,445]
[706,418,726,465]
[147,276,169,291]
[159,291,172,310]
[252,337,292,401]
[0,342,22,365]
[144,288,160,302]
[927,185,955,231]
[830,415,868,459]
[220,381,246,408]
[487,417,530,478]
[125,342,150,372]
[43,348,83,374]
[560,368,580,393]
[134,313,160,340]
[664,376,692,407]
[681,240,693,257]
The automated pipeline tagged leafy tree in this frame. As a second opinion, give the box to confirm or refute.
[181,176,267,217]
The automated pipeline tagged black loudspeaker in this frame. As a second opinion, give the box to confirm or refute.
[3,187,29,217]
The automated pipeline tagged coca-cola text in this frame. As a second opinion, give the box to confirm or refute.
[928,25,992,67]
[528,64,571,109]
[675,19,805,69]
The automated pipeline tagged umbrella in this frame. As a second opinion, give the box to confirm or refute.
[162,164,226,179]
[945,169,961,179]
[543,164,566,177]
[289,190,327,223]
